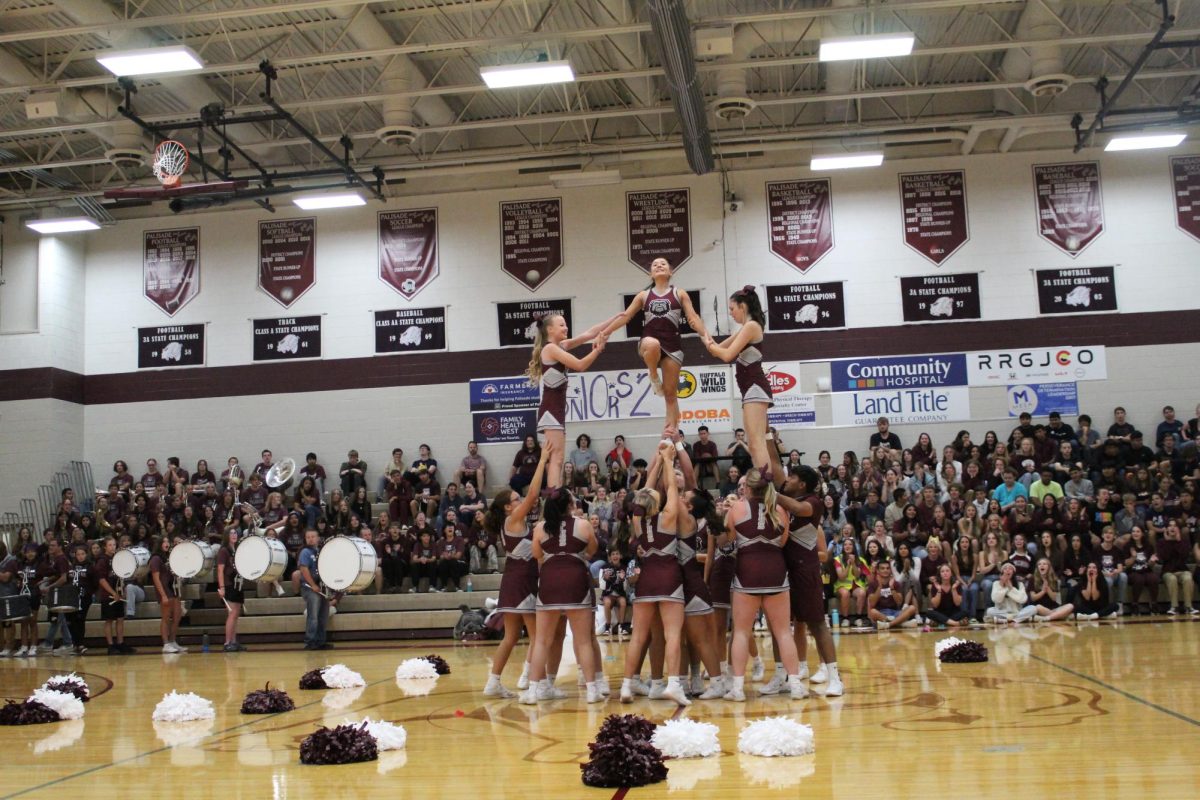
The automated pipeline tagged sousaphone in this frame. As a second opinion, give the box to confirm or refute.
[265,457,297,489]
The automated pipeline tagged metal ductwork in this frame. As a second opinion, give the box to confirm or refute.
[102,118,150,167]
[823,0,858,125]
[376,63,419,146]
[646,0,713,175]
[999,0,1072,112]
[714,19,816,121]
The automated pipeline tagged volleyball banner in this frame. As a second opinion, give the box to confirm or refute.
[627,189,691,272]
[766,179,834,272]
[144,227,200,316]
[501,198,563,291]
[258,217,315,307]
[1033,162,1104,256]
[379,208,439,299]
[899,170,969,265]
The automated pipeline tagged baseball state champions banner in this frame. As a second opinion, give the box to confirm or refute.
[496,299,573,348]
[374,307,447,354]
[766,179,834,272]
[627,189,691,272]
[1033,162,1104,256]
[899,170,969,265]
[379,209,439,299]
[137,324,204,369]
[258,217,315,307]
[899,273,981,323]
[144,227,200,316]
[765,282,845,330]
[252,316,321,361]
[1035,267,1117,314]
[501,198,563,291]
[1170,155,1200,243]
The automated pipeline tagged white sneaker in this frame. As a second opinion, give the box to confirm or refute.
[796,663,810,681]
[810,664,827,684]
[174,643,189,653]
[823,672,844,697]
[631,677,651,696]
[789,675,809,700]
[758,672,787,696]
[536,682,566,701]
[647,679,666,700]
[518,688,538,705]
[876,620,891,631]
[698,677,726,700]
[1076,612,1099,621]
[620,683,634,704]
[163,643,176,654]
[0,649,10,658]
[900,618,919,628]
[26,645,38,657]
[483,680,515,699]
[722,686,746,702]
[516,668,530,690]
[53,645,72,656]
[1189,607,1200,616]
[688,674,705,696]
[750,659,766,682]
[586,684,604,704]
[662,682,692,707]
[13,646,27,657]
[595,678,610,697]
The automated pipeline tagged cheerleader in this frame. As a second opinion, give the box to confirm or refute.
[527,313,611,488]
[150,536,186,653]
[520,487,601,704]
[217,529,247,652]
[702,285,773,474]
[602,257,708,432]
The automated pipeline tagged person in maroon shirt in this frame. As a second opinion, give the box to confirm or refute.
[410,530,438,592]
[242,473,269,513]
[1095,526,1128,613]
[1123,526,1159,615]
[39,538,73,653]
[93,537,132,654]
[149,536,185,653]
[164,457,190,498]
[64,544,94,654]
[217,528,247,651]
[867,561,919,629]
[1158,519,1196,615]
[692,426,720,492]
[253,449,274,480]
[381,523,412,593]
[435,524,467,591]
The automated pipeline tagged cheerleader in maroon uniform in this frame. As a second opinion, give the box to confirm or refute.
[719,468,805,701]
[602,258,709,433]
[527,313,611,488]
[149,536,186,654]
[703,285,773,474]
[217,528,246,652]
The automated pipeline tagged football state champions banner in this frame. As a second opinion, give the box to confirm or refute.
[765,282,845,330]
[966,345,1106,386]
[899,170,969,265]
[1033,162,1104,256]
[766,179,833,272]
[144,227,199,316]
[627,189,691,271]
[501,198,563,291]
[379,209,439,299]
[764,361,816,430]
[375,307,446,354]
[137,324,204,369]
[899,273,981,322]
[496,299,572,348]
[252,315,321,361]
[258,217,315,307]
[622,290,700,339]
[1035,267,1117,314]
[1170,155,1200,243]
[1007,383,1079,418]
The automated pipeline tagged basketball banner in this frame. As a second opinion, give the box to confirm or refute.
[764,281,845,330]
[627,189,691,272]
[1035,267,1117,314]
[900,273,981,323]
[1033,162,1104,256]
[1171,155,1200,243]
[766,179,834,272]
[144,227,200,316]
[137,324,204,369]
[899,170,969,265]
[259,217,315,307]
[374,307,447,354]
[496,299,573,348]
[622,290,700,338]
[379,209,439,299]
[501,198,563,291]
[252,315,321,361]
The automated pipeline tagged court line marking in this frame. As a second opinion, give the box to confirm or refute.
[1027,653,1200,729]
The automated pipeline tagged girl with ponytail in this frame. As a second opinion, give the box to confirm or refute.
[703,285,773,473]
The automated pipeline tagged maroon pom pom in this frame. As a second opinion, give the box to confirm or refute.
[0,700,61,725]
[580,714,666,788]
[241,683,296,714]
[299,723,379,765]
[299,669,328,690]
[44,677,89,702]
[421,654,450,675]
[939,640,989,663]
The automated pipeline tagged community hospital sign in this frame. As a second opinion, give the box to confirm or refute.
[830,353,971,426]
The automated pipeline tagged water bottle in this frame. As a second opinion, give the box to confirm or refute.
[831,608,840,628]
[466,575,474,592]
[202,632,210,653]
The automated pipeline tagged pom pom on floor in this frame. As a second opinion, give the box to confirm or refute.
[936,637,989,663]
[580,714,667,788]
[0,699,60,725]
[152,691,215,722]
[241,684,296,714]
[28,689,84,721]
[361,718,407,751]
[300,664,365,690]
[421,654,451,675]
[650,718,720,759]
[43,673,89,702]
[299,723,378,765]
[33,719,85,754]
[737,717,814,757]
[299,668,328,690]
[395,658,440,680]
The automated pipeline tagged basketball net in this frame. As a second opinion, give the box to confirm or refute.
[152,140,189,189]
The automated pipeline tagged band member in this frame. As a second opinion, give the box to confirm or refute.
[40,538,73,654]
[299,528,335,649]
[150,536,186,653]
[65,544,94,655]
[526,313,610,488]
[93,537,132,654]
[217,529,247,651]
[15,546,41,656]
[703,285,773,474]
[601,258,708,432]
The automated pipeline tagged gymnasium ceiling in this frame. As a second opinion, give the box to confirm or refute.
[0,0,1197,219]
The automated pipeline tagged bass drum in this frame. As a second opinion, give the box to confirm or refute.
[112,546,151,580]
[316,536,378,592]
[235,535,289,582]
[169,541,217,581]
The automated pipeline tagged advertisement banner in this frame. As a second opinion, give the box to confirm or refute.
[627,189,691,272]
[764,361,815,429]
[565,368,664,424]
[501,198,563,291]
[374,307,447,354]
[469,376,540,413]
[258,217,315,307]
[900,273,981,323]
[378,209,439,299]
[137,324,204,369]
[472,410,538,445]
[1035,266,1117,314]
[966,345,1106,386]
[1007,383,1080,418]
[899,170,969,265]
[764,281,846,330]
[496,299,573,348]
[623,290,700,339]
[832,386,972,427]
[829,353,968,392]
[677,400,734,436]
[766,179,834,272]
[252,315,321,361]
[1033,162,1104,256]
[144,227,200,316]
[1171,155,1200,243]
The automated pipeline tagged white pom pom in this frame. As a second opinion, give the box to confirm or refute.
[377,750,409,775]
[320,664,365,689]
[394,677,436,697]
[650,717,721,759]
[361,718,407,751]
[153,718,215,747]
[321,686,364,711]
[737,717,814,757]
[43,673,89,699]
[33,719,85,754]
[666,756,722,791]
[934,636,968,658]
[28,689,84,721]
[739,752,815,789]
[395,658,439,680]
[152,691,215,722]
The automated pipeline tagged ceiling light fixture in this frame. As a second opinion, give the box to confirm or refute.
[293,192,366,210]
[96,45,204,77]
[1104,133,1187,151]
[25,217,101,234]
[481,60,575,89]
[811,153,884,170]
[819,33,915,62]
[549,170,622,188]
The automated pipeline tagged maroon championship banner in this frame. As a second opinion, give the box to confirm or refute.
[1033,162,1104,256]
[766,179,834,272]
[899,170,969,265]
[144,227,199,316]
[900,273,981,323]
[622,290,701,338]
[501,198,563,291]
[627,189,691,272]
[379,209,439,299]
[137,324,205,369]
[496,298,572,348]
[1171,155,1200,244]
[1035,267,1117,315]
[764,282,845,330]
[258,217,314,307]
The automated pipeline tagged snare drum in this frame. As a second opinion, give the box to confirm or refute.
[235,535,289,582]
[317,536,378,592]
[47,585,81,613]
[113,546,151,580]
[0,594,31,622]
[169,541,217,581]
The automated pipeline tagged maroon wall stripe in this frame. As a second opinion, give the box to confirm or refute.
[4,310,1196,406]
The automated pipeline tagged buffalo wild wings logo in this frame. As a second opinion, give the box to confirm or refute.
[676,370,698,399]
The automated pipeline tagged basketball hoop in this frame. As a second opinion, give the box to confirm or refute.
[152,140,189,188]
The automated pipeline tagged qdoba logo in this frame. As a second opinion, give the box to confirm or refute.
[767,371,796,393]
[680,408,731,422]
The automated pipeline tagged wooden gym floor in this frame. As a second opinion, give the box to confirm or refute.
[1,620,1199,799]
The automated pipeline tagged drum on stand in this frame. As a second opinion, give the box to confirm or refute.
[169,541,217,582]
[316,536,378,592]
[113,546,151,580]
[0,594,31,621]
[47,585,81,613]
[234,535,289,582]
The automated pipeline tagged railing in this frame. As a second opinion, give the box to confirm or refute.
[2,460,97,543]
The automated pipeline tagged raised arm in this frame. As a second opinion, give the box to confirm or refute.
[600,292,647,338]
[511,443,552,524]
[658,442,679,530]
[563,314,622,350]
[672,430,696,490]
[703,321,761,364]
[543,337,607,373]
[767,428,786,490]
